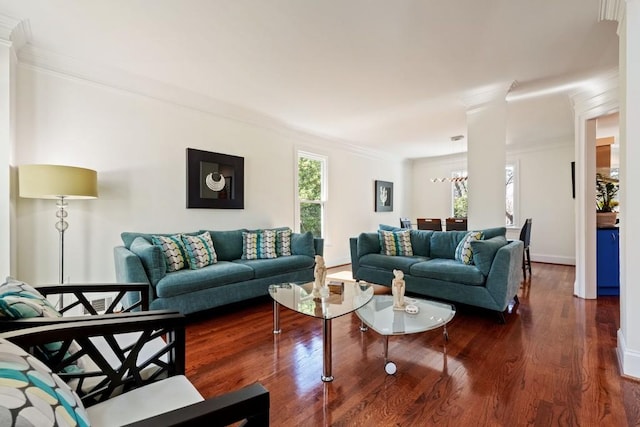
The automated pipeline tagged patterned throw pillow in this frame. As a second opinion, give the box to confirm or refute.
[181,232,217,270]
[0,277,61,320]
[455,231,484,265]
[275,229,292,257]
[378,230,414,256]
[0,278,84,374]
[0,338,90,427]
[151,235,188,272]
[242,230,277,260]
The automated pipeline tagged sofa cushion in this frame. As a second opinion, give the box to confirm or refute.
[409,230,433,257]
[121,231,199,249]
[430,231,467,259]
[470,236,509,276]
[357,232,380,257]
[291,231,315,257]
[151,234,188,272]
[233,255,314,278]
[409,259,485,286]
[86,375,203,427]
[455,231,484,265]
[378,230,413,256]
[480,226,507,239]
[154,261,254,298]
[130,237,167,285]
[242,230,277,260]
[201,229,246,261]
[0,338,90,427]
[182,231,217,269]
[359,254,427,275]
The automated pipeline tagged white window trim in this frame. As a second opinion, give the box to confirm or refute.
[295,150,328,238]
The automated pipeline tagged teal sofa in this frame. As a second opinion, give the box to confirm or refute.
[350,226,523,320]
[114,228,323,314]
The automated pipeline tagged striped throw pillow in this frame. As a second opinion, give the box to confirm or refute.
[181,231,217,269]
[378,230,414,256]
[151,234,188,272]
[455,231,484,265]
[242,230,277,260]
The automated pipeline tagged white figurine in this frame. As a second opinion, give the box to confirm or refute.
[392,269,406,310]
[313,255,327,296]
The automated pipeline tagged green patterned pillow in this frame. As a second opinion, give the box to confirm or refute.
[151,234,188,272]
[455,231,484,265]
[378,230,414,256]
[0,338,90,426]
[275,229,292,257]
[181,232,217,269]
[242,230,277,260]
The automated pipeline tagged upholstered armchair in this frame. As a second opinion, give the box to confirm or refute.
[0,311,270,426]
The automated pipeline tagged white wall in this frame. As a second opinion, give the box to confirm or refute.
[13,66,408,284]
[410,139,576,265]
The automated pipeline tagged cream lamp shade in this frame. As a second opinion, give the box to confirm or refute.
[19,164,98,199]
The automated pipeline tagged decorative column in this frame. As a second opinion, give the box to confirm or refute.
[466,97,508,230]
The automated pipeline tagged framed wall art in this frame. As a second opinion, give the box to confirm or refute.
[374,180,393,212]
[186,148,244,209]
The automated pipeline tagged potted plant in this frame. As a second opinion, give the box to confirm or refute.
[596,172,619,227]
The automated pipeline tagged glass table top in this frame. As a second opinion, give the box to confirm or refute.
[268,281,374,320]
[356,295,455,336]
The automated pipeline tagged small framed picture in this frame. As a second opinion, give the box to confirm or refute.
[375,180,393,212]
[186,148,244,209]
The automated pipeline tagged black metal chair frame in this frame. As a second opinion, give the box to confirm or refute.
[520,218,533,279]
[0,313,270,426]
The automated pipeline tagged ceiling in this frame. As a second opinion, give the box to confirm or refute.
[0,0,620,159]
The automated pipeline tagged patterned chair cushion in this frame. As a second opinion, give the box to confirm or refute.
[0,337,90,426]
[181,232,217,270]
[151,235,188,273]
[242,230,277,260]
[454,231,484,265]
[378,230,414,257]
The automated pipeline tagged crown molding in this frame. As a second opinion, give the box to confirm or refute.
[17,44,397,161]
[0,13,29,51]
[459,81,513,113]
[599,0,625,35]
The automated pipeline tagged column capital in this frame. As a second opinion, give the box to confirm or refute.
[0,13,28,51]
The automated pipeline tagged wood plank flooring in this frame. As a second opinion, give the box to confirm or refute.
[184,263,640,426]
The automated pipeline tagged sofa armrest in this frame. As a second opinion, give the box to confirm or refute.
[115,245,155,306]
[314,237,324,256]
[485,240,524,308]
[124,382,270,427]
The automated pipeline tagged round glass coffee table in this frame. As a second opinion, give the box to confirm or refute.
[356,295,455,374]
[268,281,374,382]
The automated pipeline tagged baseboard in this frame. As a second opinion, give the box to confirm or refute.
[617,329,640,380]
[531,253,575,266]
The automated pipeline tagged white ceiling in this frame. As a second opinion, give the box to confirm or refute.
[0,0,620,158]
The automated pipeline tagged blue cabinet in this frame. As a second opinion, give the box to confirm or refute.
[597,228,619,296]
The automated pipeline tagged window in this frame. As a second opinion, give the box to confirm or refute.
[451,165,517,226]
[451,170,468,218]
[297,152,326,237]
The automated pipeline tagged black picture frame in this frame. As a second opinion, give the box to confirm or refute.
[374,180,393,212]
[186,148,244,209]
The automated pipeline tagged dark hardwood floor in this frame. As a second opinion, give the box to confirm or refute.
[185,263,640,426]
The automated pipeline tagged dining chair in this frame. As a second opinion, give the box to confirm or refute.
[416,218,442,231]
[445,217,468,231]
[520,218,533,279]
[399,218,412,229]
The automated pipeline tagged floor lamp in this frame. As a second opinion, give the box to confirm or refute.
[19,164,98,289]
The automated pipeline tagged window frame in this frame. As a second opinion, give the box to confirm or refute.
[295,150,328,238]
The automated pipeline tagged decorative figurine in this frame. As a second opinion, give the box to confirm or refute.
[392,269,406,310]
[313,255,327,297]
